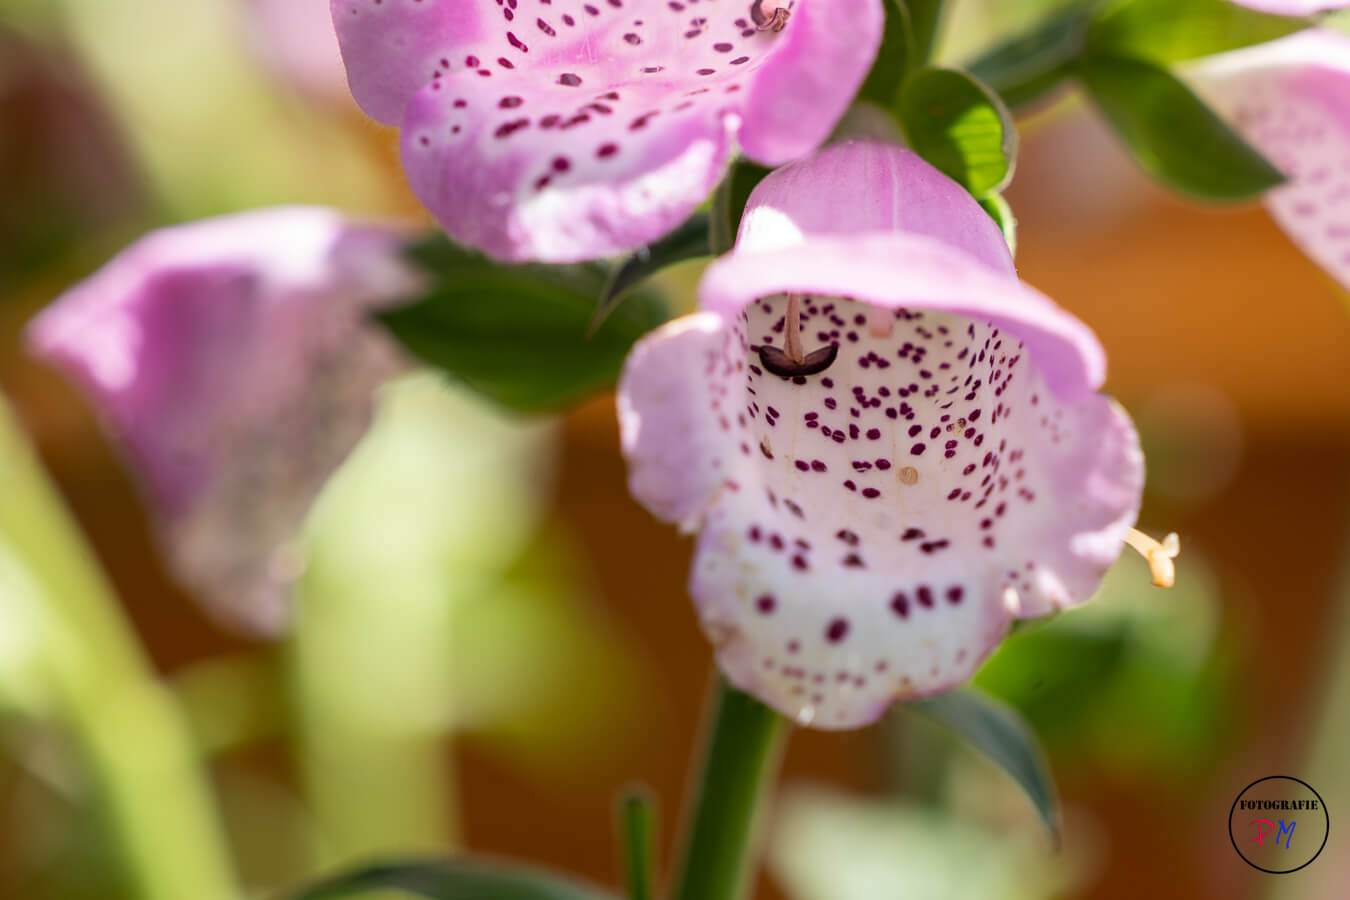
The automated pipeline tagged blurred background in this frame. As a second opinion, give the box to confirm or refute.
[1,0,1348,898]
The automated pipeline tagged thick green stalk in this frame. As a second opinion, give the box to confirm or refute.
[669,676,788,900]
[0,399,238,900]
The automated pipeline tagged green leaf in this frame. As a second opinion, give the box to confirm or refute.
[289,858,618,900]
[978,193,1017,258]
[711,158,772,254]
[857,0,914,105]
[966,6,1088,110]
[897,66,1018,196]
[913,688,1061,842]
[1077,54,1286,201]
[593,214,709,333]
[618,787,657,900]
[383,236,669,413]
[1088,0,1309,65]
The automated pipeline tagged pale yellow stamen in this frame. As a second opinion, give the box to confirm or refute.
[1124,528,1180,588]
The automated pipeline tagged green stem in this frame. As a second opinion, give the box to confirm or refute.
[669,676,788,900]
[618,787,657,900]
[0,399,238,900]
[907,0,946,65]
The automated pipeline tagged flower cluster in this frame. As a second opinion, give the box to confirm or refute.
[37,0,1350,728]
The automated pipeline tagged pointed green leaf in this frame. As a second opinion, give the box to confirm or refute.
[913,687,1061,842]
[1077,54,1286,201]
[592,214,709,333]
[966,6,1088,110]
[383,236,669,413]
[897,66,1018,196]
[1088,0,1310,65]
[289,858,618,900]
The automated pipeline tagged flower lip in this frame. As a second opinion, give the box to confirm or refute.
[331,0,884,261]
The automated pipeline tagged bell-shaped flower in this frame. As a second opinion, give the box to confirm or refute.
[1190,30,1350,292]
[26,207,418,633]
[618,141,1169,729]
[330,0,883,262]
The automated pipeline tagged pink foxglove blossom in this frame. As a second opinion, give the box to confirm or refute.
[618,142,1170,728]
[27,207,418,633]
[1191,30,1350,293]
[330,0,883,262]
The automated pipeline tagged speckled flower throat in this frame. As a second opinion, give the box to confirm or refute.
[404,0,788,159]
[692,292,1061,726]
[332,0,883,260]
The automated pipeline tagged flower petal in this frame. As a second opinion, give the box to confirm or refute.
[1190,30,1350,292]
[332,0,883,261]
[737,139,1017,276]
[618,312,740,531]
[27,207,417,633]
[619,144,1143,727]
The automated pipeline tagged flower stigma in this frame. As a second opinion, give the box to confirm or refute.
[1124,528,1180,588]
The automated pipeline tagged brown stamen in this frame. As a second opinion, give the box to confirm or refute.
[759,343,838,377]
[750,0,791,31]
[758,292,838,377]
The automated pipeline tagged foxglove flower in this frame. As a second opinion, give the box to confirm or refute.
[330,0,883,262]
[27,207,418,633]
[619,142,1171,729]
[1191,30,1350,292]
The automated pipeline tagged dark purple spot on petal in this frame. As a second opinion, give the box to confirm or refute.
[825,618,850,643]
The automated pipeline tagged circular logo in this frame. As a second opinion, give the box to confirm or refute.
[1229,776,1329,873]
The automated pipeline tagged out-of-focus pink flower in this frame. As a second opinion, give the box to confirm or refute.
[329,0,883,263]
[1228,0,1348,13]
[27,207,419,633]
[618,142,1155,729]
[1191,30,1350,292]
[242,0,351,101]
